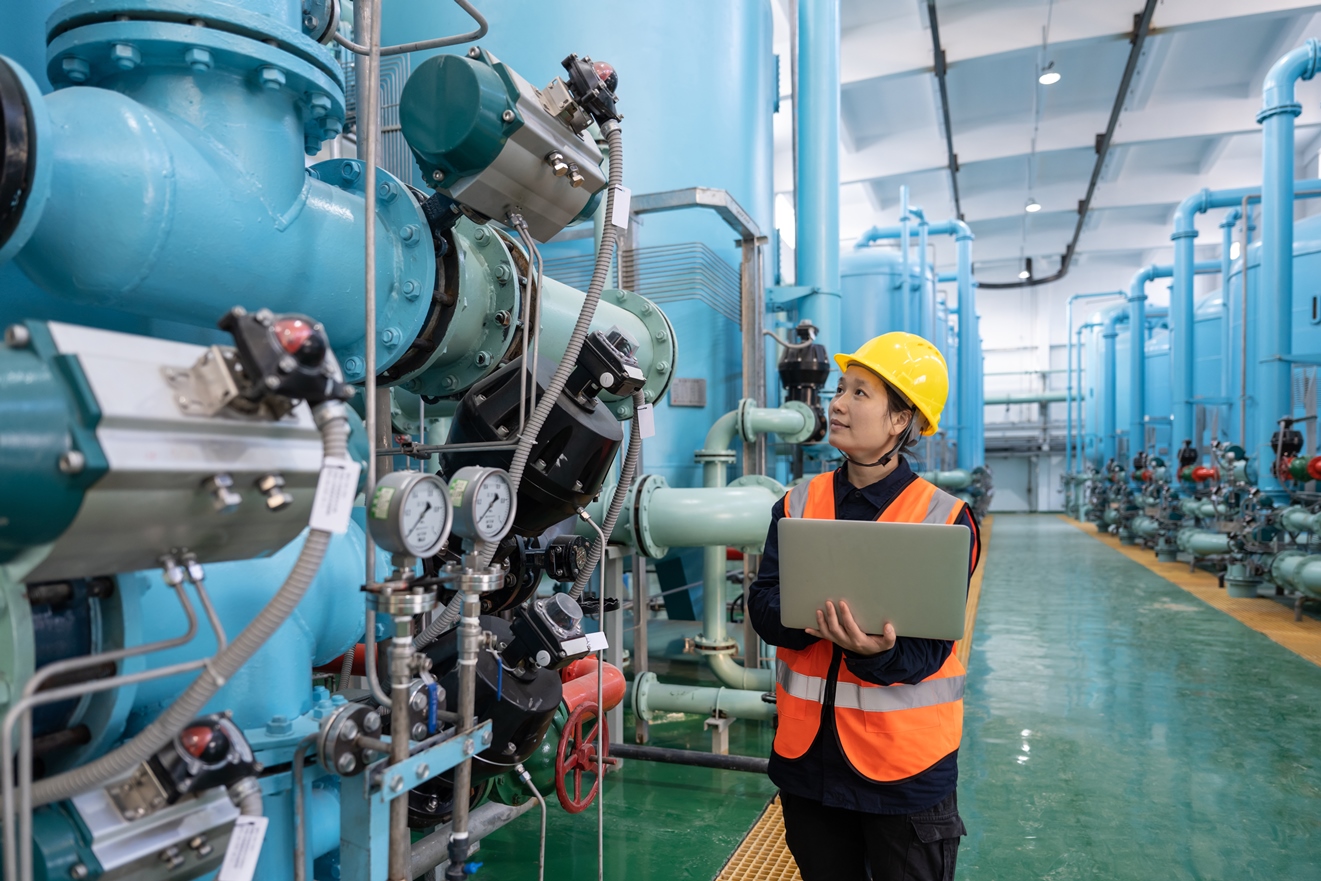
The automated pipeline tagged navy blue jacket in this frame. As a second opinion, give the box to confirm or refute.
[746,458,980,814]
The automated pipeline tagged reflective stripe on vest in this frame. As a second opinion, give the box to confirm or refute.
[773,469,968,782]
[778,664,965,712]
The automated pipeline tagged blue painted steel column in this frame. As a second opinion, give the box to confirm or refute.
[795,0,841,359]
[1257,40,1321,494]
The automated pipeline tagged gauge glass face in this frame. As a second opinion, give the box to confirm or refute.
[473,473,514,540]
[402,477,448,555]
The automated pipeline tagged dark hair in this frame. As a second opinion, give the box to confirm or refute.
[880,378,922,456]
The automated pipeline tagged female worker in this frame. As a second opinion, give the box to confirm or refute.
[747,331,980,881]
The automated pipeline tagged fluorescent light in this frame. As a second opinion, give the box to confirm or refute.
[1038,71,1061,85]
[1018,269,1031,279]
[1025,198,1042,213]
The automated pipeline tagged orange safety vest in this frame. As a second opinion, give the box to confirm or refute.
[773,470,969,783]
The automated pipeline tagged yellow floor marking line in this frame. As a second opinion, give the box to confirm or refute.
[715,796,801,881]
[717,516,993,881]
[958,515,993,668]
[1058,515,1321,667]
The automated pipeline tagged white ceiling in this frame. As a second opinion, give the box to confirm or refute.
[771,0,1321,291]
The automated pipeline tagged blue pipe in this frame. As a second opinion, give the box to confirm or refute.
[899,185,911,334]
[0,29,430,381]
[1073,320,1103,470]
[1220,208,1240,415]
[794,0,841,364]
[1129,262,1218,461]
[855,217,978,466]
[1169,181,1321,452]
[1101,305,1127,463]
[1256,39,1321,494]
[1065,292,1124,474]
[916,208,930,340]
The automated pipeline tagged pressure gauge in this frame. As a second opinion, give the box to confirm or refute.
[449,466,517,544]
[367,471,454,558]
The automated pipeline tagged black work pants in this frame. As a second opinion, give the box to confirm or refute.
[779,790,965,881]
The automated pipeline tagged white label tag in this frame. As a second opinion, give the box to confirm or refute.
[218,815,268,881]
[309,457,362,534]
[585,631,609,652]
[635,403,655,439]
[611,185,631,230]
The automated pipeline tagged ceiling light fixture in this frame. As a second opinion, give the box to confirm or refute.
[1025,198,1042,213]
[1039,61,1060,85]
[1018,257,1034,280]
[1018,269,1031,279]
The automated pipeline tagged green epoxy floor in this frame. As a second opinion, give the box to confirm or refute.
[959,515,1321,880]
[476,660,778,880]
[480,514,1321,880]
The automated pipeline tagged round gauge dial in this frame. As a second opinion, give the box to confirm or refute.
[449,466,518,544]
[366,471,453,558]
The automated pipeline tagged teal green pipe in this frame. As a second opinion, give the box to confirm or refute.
[1276,506,1321,535]
[1130,515,1161,539]
[1177,528,1231,556]
[918,469,973,491]
[631,672,775,722]
[1269,551,1321,599]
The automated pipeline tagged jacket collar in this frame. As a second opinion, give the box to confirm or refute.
[832,457,918,511]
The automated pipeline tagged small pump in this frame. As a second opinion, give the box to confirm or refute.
[777,321,830,443]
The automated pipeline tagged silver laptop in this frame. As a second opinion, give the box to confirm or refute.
[778,519,970,640]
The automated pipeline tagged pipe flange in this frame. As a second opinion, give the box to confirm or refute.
[310,160,436,383]
[599,287,677,420]
[46,0,346,87]
[392,217,521,398]
[47,20,346,152]
[692,635,738,655]
[317,702,383,777]
[630,473,669,559]
[632,671,657,723]
[694,449,737,465]
[778,401,818,445]
[0,57,51,264]
[364,586,438,616]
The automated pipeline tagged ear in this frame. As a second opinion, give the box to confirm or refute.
[891,408,914,434]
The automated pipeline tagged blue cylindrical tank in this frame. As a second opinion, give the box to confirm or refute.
[1225,212,1321,455]
[1192,290,1229,446]
[1144,325,1172,458]
[382,1,775,488]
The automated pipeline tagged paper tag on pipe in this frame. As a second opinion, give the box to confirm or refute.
[611,185,632,230]
[635,403,655,438]
[309,457,362,534]
[218,816,268,881]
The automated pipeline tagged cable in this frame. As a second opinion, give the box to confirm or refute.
[336,646,355,692]
[515,764,547,881]
[334,0,487,56]
[414,121,625,648]
[570,389,645,600]
[766,328,813,348]
[28,402,351,807]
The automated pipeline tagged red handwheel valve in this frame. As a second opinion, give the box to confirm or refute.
[554,701,615,813]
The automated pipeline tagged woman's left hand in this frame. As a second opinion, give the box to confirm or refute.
[806,600,896,657]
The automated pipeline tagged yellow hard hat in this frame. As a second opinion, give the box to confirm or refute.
[833,332,948,436]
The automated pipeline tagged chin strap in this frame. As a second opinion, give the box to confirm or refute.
[843,420,915,469]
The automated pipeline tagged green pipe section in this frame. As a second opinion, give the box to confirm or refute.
[631,672,774,722]
[1277,506,1321,535]
[984,391,1068,405]
[917,469,973,490]
[1269,551,1321,599]
[1130,515,1161,539]
[1177,528,1231,556]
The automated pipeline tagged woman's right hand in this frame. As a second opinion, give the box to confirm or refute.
[805,600,897,657]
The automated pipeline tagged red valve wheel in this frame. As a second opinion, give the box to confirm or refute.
[555,701,611,813]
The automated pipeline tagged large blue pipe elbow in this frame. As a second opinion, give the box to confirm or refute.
[0,40,433,382]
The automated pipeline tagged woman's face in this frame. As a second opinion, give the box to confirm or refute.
[828,365,913,461]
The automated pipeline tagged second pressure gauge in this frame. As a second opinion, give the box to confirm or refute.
[449,466,517,543]
[367,471,453,558]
